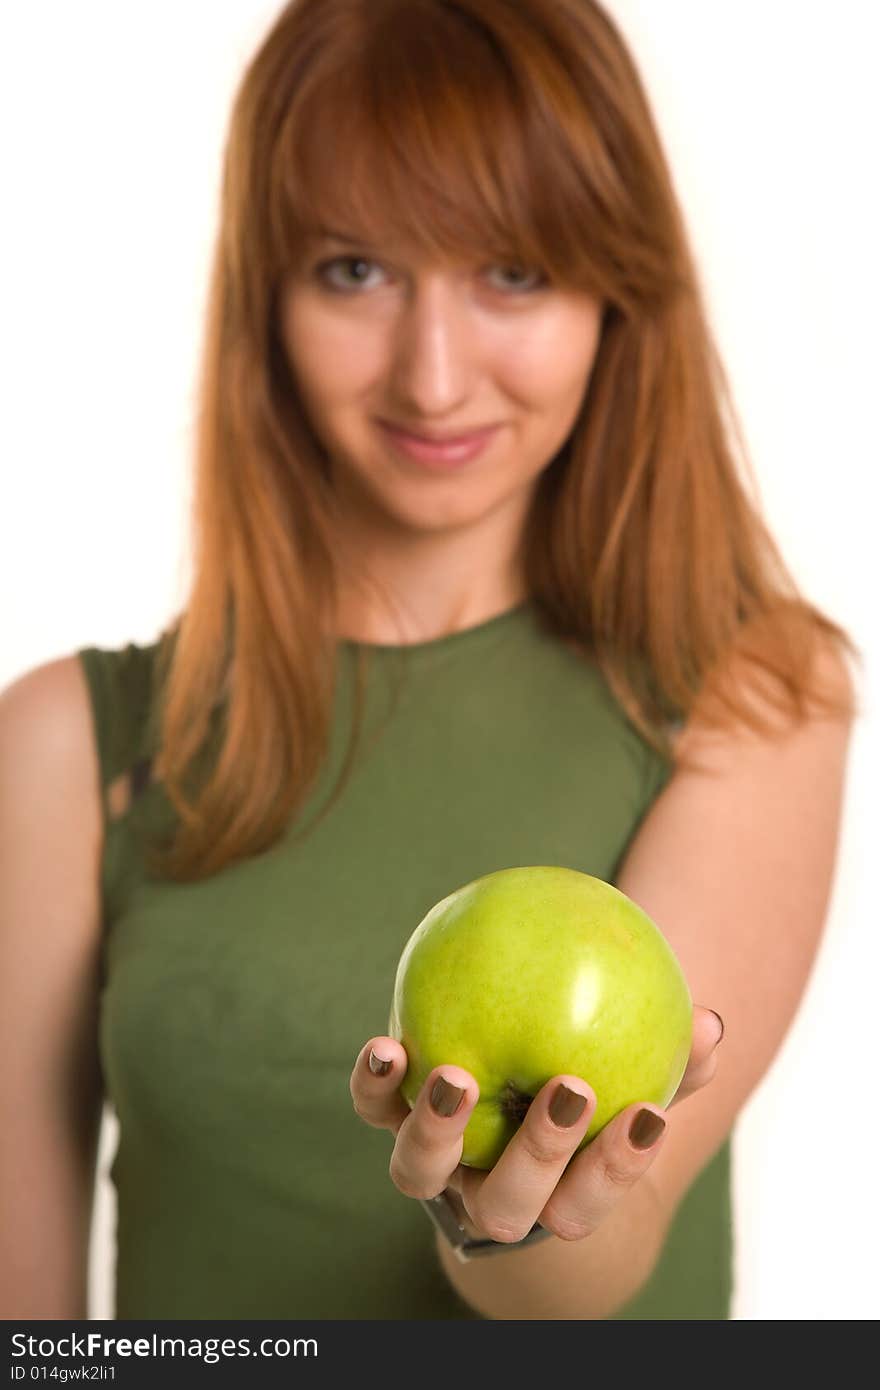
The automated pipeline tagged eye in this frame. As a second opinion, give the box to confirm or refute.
[484,264,548,294]
[311,255,548,296]
[313,256,387,292]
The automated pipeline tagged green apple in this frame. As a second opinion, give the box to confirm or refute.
[388,865,692,1169]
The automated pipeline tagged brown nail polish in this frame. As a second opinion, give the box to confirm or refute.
[628,1108,666,1150]
[368,1048,392,1077]
[549,1083,588,1128]
[430,1075,465,1117]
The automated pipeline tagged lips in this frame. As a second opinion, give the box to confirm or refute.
[377,419,500,468]
[380,420,496,444]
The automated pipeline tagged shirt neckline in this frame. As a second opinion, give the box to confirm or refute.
[338,597,534,659]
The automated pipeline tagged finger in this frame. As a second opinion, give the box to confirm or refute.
[388,1065,479,1200]
[349,1037,410,1134]
[539,1100,668,1241]
[459,1077,596,1244]
[670,1005,724,1108]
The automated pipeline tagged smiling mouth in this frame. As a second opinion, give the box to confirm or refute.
[376,419,501,468]
[378,419,500,445]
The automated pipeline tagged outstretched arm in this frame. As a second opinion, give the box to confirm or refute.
[434,643,855,1317]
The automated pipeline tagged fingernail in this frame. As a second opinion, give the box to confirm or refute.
[628,1108,666,1150]
[430,1075,465,1117]
[709,1010,725,1045]
[549,1083,588,1128]
[368,1048,393,1077]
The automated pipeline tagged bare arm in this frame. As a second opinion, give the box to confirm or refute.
[433,641,855,1318]
[0,656,105,1318]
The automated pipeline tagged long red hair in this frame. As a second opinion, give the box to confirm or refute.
[146,0,861,881]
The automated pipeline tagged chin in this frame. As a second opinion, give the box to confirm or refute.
[362,475,505,536]
[395,495,505,537]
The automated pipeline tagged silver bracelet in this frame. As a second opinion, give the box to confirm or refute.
[420,1188,555,1262]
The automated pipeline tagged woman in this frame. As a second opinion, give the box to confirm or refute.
[0,0,859,1321]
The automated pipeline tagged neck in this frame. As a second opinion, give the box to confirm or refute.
[331,498,532,646]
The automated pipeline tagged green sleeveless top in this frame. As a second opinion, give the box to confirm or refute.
[77,599,733,1320]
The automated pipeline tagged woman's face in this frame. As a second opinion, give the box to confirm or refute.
[279,236,604,540]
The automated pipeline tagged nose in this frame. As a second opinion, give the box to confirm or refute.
[387,273,477,418]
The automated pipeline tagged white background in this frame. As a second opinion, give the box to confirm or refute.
[1,1,877,1320]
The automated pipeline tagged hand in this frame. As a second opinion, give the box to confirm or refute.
[349,1005,723,1244]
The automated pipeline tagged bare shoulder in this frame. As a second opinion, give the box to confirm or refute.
[666,635,856,768]
[0,651,96,740]
[0,653,103,869]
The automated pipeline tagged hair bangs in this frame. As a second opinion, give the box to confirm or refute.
[270,4,605,293]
